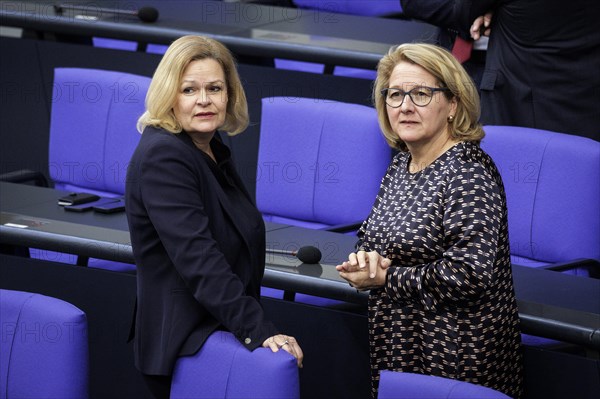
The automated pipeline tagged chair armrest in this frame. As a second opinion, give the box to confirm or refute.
[0,169,49,187]
[322,221,362,234]
[540,258,600,279]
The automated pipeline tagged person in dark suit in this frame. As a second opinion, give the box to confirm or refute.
[125,35,303,399]
[401,0,600,141]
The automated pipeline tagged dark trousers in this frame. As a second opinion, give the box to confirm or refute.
[142,374,172,399]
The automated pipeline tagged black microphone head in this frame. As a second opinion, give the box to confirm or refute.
[296,246,322,264]
[138,6,159,23]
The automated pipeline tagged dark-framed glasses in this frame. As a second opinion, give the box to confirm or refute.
[380,86,450,108]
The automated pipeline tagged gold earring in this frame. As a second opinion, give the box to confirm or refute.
[447,115,455,123]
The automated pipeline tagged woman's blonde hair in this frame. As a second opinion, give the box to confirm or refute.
[373,43,484,151]
[137,35,249,135]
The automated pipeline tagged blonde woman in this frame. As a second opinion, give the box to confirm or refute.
[126,35,303,398]
[337,43,522,398]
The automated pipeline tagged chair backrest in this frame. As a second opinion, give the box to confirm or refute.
[0,289,89,399]
[293,1,402,16]
[49,67,150,197]
[257,97,390,229]
[378,371,510,399]
[170,330,299,399]
[480,126,600,267]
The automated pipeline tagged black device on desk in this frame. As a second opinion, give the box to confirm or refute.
[93,198,125,214]
[57,192,100,206]
[64,197,120,212]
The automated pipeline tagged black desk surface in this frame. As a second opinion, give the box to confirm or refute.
[1,181,599,348]
[1,0,439,68]
[0,181,364,302]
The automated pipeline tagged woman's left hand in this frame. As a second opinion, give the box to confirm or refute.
[262,334,304,368]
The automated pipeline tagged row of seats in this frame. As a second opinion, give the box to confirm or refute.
[0,288,509,398]
[19,67,600,279]
[293,0,403,17]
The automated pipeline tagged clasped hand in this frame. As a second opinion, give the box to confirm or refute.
[336,250,391,291]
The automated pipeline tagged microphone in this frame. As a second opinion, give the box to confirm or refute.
[267,246,322,264]
[54,4,159,23]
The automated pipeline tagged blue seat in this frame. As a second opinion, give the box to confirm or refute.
[34,67,151,272]
[377,371,510,398]
[257,97,390,305]
[170,330,299,399]
[293,0,402,17]
[0,289,89,399]
[257,97,390,232]
[92,37,138,51]
[49,68,149,197]
[146,43,169,54]
[274,59,377,80]
[92,37,170,55]
[481,125,600,348]
[480,126,600,277]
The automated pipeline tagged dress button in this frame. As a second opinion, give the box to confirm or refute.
[244,338,251,345]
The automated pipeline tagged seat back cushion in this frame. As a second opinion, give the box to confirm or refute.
[293,0,402,16]
[0,289,89,399]
[481,126,600,264]
[378,371,510,399]
[171,330,299,398]
[257,97,390,227]
[49,68,150,196]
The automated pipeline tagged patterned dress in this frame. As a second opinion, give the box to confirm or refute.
[358,141,523,398]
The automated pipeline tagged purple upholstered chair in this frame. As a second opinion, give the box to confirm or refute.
[33,67,151,272]
[93,37,138,51]
[480,126,600,277]
[170,330,299,399]
[257,97,390,232]
[293,0,402,17]
[0,289,89,399]
[257,97,389,306]
[49,67,149,198]
[93,38,169,55]
[377,371,510,398]
[481,126,600,348]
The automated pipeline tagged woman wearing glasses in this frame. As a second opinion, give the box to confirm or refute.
[337,43,523,398]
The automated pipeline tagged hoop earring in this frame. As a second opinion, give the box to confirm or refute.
[447,115,455,123]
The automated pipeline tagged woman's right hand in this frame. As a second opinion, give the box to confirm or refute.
[262,334,303,368]
[336,250,391,278]
[470,12,493,40]
[336,250,391,290]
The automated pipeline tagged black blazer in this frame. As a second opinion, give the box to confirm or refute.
[125,126,278,376]
[401,0,600,141]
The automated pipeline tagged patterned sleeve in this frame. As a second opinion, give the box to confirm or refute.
[385,162,503,310]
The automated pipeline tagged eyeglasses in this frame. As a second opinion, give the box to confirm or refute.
[380,86,450,108]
